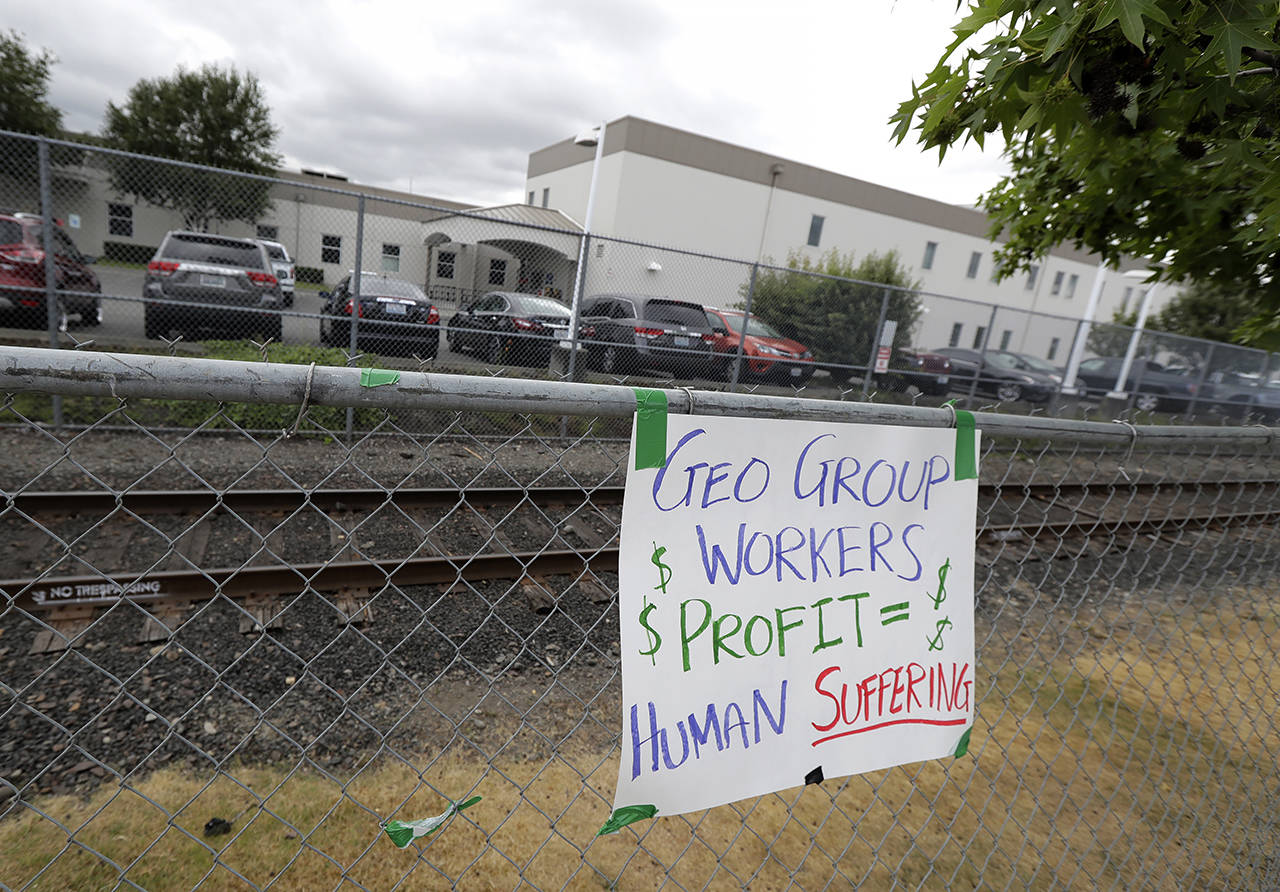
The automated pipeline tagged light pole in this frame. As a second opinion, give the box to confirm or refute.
[565,121,606,383]
[1108,270,1160,399]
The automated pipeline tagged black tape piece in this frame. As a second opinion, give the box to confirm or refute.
[804,766,824,786]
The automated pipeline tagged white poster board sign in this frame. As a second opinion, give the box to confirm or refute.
[609,413,977,826]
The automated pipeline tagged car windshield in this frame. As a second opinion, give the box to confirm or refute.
[1013,353,1059,374]
[0,221,26,245]
[163,234,266,269]
[510,295,569,317]
[986,352,1024,370]
[357,276,426,301]
[644,300,708,329]
[722,312,783,338]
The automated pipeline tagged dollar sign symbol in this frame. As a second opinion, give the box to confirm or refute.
[927,617,952,651]
[651,541,672,594]
[929,558,951,610]
[638,599,661,665]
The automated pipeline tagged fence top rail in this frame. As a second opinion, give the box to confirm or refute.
[2,346,1276,449]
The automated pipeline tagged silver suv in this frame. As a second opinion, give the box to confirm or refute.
[256,239,296,307]
[144,231,283,342]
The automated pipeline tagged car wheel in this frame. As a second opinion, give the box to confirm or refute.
[1135,393,1160,412]
[446,326,459,351]
[996,382,1023,402]
[143,306,167,340]
[599,344,625,375]
[84,301,102,327]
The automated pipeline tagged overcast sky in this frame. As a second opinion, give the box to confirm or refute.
[10,0,1009,209]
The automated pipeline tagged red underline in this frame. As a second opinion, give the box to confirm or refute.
[811,717,968,746]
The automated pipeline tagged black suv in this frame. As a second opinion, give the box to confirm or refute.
[0,211,101,329]
[579,293,715,376]
[143,231,283,342]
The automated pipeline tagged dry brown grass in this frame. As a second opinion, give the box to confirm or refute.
[3,595,1276,890]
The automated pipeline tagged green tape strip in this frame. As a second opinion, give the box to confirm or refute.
[954,727,972,758]
[633,389,669,470]
[383,795,481,847]
[953,409,977,481]
[360,368,400,388]
[597,803,658,836]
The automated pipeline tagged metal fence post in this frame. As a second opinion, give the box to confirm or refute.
[966,304,999,403]
[346,195,366,441]
[37,138,62,431]
[729,263,759,391]
[1184,342,1215,420]
[565,233,591,385]
[861,289,891,399]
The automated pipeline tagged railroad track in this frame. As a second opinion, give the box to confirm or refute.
[2,479,1276,652]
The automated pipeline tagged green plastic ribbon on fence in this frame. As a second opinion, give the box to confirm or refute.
[359,368,400,388]
[633,389,669,470]
[383,796,481,847]
[597,803,658,836]
[953,409,977,481]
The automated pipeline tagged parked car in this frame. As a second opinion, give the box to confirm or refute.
[446,291,570,366]
[704,306,814,383]
[256,239,296,307]
[319,272,439,357]
[144,231,283,342]
[992,350,1066,385]
[877,348,953,395]
[578,293,715,376]
[1198,370,1280,420]
[1072,357,1199,411]
[0,211,101,329]
[934,347,1058,402]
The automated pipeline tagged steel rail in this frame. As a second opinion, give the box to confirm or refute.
[5,479,1277,516]
[4,501,1275,612]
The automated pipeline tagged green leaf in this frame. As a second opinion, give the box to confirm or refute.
[597,804,658,836]
[1092,0,1150,47]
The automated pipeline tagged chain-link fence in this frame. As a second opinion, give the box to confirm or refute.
[2,130,1279,428]
[1,345,1278,890]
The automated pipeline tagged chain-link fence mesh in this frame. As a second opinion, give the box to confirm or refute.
[0,346,1278,890]
[3,129,1279,429]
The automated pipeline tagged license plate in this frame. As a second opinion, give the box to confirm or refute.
[201,275,225,287]
[937,375,949,384]
[791,366,803,377]
[673,336,690,347]
[384,302,407,315]
[553,327,568,340]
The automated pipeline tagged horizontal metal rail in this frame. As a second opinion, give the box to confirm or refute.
[5,479,1275,516]
[4,346,1279,448]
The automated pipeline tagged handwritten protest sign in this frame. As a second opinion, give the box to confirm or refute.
[606,413,978,830]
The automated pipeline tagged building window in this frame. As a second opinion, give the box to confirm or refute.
[1121,286,1133,314]
[381,243,400,273]
[1047,337,1060,360]
[949,323,963,347]
[807,215,825,248]
[527,191,534,205]
[972,326,987,349]
[1026,264,1039,290]
[436,250,456,279]
[256,224,279,240]
[541,188,549,208]
[489,258,507,286]
[966,251,981,279]
[321,234,341,264]
[1051,271,1064,295]
[999,330,1012,350]
[922,241,937,270]
[1066,273,1079,298]
[108,203,132,238]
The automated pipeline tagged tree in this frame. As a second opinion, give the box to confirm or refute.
[891,1,1280,348]
[102,64,281,231]
[744,249,922,382]
[0,30,64,183]
[1085,309,1139,358]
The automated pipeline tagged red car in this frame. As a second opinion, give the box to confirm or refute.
[0,211,101,329]
[704,306,815,384]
